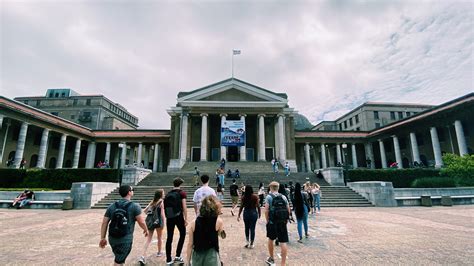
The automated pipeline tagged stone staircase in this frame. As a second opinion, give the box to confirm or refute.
[92,171,373,208]
[179,161,274,173]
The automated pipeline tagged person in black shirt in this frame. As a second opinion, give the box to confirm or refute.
[229,179,239,216]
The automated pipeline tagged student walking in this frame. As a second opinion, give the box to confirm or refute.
[294,183,310,243]
[284,162,290,176]
[193,175,217,215]
[193,167,200,187]
[216,183,224,202]
[258,183,265,208]
[312,183,321,213]
[139,189,166,265]
[164,178,188,265]
[237,185,261,249]
[100,185,148,265]
[229,179,240,216]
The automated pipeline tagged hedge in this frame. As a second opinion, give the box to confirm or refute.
[345,168,441,188]
[0,169,120,190]
[411,177,457,188]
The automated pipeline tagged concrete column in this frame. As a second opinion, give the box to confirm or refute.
[409,132,421,164]
[56,134,67,169]
[13,122,29,168]
[351,143,358,168]
[72,139,81,168]
[258,114,266,161]
[137,142,143,166]
[200,113,208,161]
[0,120,11,164]
[392,135,403,169]
[105,142,111,164]
[454,120,468,156]
[364,142,375,169]
[0,114,4,129]
[144,145,149,169]
[313,145,320,169]
[220,114,227,160]
[36,128,50,168]
[277,114,286,161]
[320,143,327,168]
[336,144,342,165]
[85,141,96,168]
[239,114,247,161]
[179,113,189,161]
[120,142,127,168]
[378,139,387,169]
[153,143,159,172]
[430,127,444,168]
[304,142,312,172]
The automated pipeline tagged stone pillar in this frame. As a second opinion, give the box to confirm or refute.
[454,120,468,156]
[313,145,320,169]
[378,139,387,169]
[430,127,444,168]
[364,142,375,169]
[72,138,81,168]
[13,122,28,168]
[336,144,342,165]
[153,143,159,172]
[351,143,358,168]
[120,142,127,168]
[179,113,189,162]
[277,114,286,161]
[85,141,96,169]
[258,114,266,161]
[220,114,227,161]
[56,134,67,169]
[105,142,111,165]
[144,145,149,169]
[0,114,4,129]
[239,114,247,161]
[320,143,327,168]
[392,135,403,169]
[137,142,143,166]
[200,113,208,161]
[304,142,312,172]
[409,132,421,164]
[36,128,50,168]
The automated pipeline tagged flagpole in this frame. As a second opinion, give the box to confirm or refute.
[232,51,234,78]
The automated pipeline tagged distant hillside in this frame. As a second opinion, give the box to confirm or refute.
[294,113,313,130]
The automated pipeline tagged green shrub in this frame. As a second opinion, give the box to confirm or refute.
[411,177,456,188]
[0,169,119,190]
[441,154,474,179]
[346,168,441,188]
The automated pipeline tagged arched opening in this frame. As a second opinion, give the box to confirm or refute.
[30,154,38,168]
[6,151,16,167]
[49,157,57,169]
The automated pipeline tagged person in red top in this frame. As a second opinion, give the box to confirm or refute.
[237,185,261,249]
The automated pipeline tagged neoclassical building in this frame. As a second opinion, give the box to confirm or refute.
[0,78,472,173]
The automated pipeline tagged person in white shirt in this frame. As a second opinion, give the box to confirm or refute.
[193,174,217,215]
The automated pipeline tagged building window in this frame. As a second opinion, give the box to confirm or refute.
[390,112,395,120]
[61,92,66,97]
[349,118,353,127]
[355,115,359,123]
[375,122,381,128]
[36,100,41,106]
[55,93,59,98]
[70,115,75,120]
[413,112,418,115]
[73,99,78,106]
[406,111,411,117]
[344,121,347,129]
[398,112,403,119]
[51,112,59,116]
[339,124,342,131]
[24,100,29,105]
[374,111,379,119]
[49,92,54,97]
[86,99,91,106]
[356,127,360,131]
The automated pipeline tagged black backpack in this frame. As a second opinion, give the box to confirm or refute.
[269,194,289,224]
[146,203,162,230]
[164,190,182,218]
[109,201,132,238]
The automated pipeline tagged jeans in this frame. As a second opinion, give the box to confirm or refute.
[19,199,31,208]
[313,194,321,211]
[219,175,225,186]
[285,168,289,176]
[166,215,186,262]
[297,206,309,239]
[243,209,258,243]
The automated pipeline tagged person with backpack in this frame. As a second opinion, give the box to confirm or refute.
[294,183,310,243]
[193,175,217,216]
[193,167,200,187]
[139,189,166,265]
[229,179,240,216]
[164,178,188,265]
[237,185,261,249]
[264,181,290,266]
[100,185,148,265]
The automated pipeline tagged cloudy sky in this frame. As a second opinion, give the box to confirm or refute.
[1,0,473,129]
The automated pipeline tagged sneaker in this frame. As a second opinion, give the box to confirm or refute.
[305,234,310,238]
[265,256,275,265]
[317,210,320,213]
[244,241,249,248]
[166,260,173,265]
[138,256,146,265]
[249,243,254,249]
[297,239,303,243]
[174,256,184,263]
[156,252,164,257]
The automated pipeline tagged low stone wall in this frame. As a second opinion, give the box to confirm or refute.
[122,167,152,185]
[348,181,397,207]
[321,167,345,186]
[0,191,70,209]
[394,187,474,206]
[70,182,118,209]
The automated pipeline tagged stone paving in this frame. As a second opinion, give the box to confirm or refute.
[1,205,473,265]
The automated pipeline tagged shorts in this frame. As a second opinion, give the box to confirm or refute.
[231,196,239,205]
[192,248,220,266]
[266,222,289,243]
[110,242,133,264]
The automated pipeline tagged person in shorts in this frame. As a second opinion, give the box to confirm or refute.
[229,179,239,216]
[100,185,148,265]
[264,181,290,266]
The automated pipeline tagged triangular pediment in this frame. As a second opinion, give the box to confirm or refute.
[199,88,269,102]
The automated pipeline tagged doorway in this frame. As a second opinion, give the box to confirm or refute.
[227,146,239,162]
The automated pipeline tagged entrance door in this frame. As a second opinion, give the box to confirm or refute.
[192,147,200,162]
[265,148,274,162]
[227,146,239,162]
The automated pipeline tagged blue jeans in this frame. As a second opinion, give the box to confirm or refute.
[313,194,321,211]
[285,167,289,176]
[243,209,258,243]
[297,206,309,239]
[219,175,225,186]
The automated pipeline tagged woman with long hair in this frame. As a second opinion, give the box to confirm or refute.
[293,183,309,243]
[186,195,225,266]
[312,183,321,214]
[237,185,261,248]
[139,189,166,264]
[258,182,265,207]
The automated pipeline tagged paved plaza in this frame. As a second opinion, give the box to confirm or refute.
[1,205,473,265]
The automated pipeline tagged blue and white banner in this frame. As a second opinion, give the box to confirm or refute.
[221,120,246,146]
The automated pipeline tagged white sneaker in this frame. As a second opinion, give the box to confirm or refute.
[244,241,250,248]
[249,243,255,249]
[138,256,146,265]
[156,252,164,257]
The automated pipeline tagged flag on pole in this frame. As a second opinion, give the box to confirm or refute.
[233,50,241,55]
